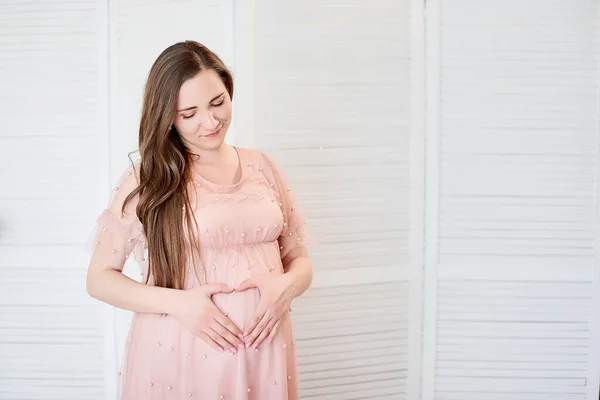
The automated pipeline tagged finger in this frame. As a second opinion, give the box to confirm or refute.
[267,320,281,344]
[206,329,228,353]
[198,331,223,352]
[251,317,277,349]
[214,312,244,340]
[212,319,244,351]
[204,283,234,296]
[247,313,272,349]
[243,306,266,338]
[236,278,258,292]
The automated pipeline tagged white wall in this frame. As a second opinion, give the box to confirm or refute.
[0,1,599,400]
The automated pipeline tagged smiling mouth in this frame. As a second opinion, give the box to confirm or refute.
[202,127,222,138]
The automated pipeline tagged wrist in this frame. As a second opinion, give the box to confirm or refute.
[281,270,299,298]
[163,287,186,315]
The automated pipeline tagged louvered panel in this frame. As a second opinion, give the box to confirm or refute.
[0,244,103,399]
[0,1,106,399]
[292,283,408,399]
[438,0,599,265]
[429,1,600,399]
[0,249,93,306]
[435,281,592,400]
[254,1,411,274]
[0,137,100,199]
[252,1,414,398]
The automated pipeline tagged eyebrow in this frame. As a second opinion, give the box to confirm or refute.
[177,92,225,112]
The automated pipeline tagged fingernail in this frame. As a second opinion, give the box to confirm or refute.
[230,347,237,353]
[238,334,243,338]
[268,339,272,344]
[238,344,245,349]
[219,347,224,352]
[245,343,251,348]
[252,343,258,349]
[243,331,249,336]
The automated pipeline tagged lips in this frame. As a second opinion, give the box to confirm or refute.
[202,127,221,138]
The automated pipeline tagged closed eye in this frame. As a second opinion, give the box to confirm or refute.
[182,113,196,120]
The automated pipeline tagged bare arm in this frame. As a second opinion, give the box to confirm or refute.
[86,265,183,315]
[282,246,313,298]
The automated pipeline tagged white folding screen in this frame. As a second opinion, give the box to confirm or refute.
[234,0,425,398]
[1,1,599,399]
[0,1,109,399]
[423,1,600,399]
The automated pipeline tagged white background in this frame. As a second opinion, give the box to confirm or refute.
[0,1,599,399]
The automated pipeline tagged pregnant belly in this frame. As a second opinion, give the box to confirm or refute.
[211,288,262,336]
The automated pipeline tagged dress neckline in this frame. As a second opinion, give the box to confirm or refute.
[191,146,246,191]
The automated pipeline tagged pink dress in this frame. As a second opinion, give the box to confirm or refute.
[88,147,309,399]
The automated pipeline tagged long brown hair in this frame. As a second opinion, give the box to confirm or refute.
[123,40,234,289]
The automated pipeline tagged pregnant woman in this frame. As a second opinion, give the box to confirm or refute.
[85,40,313,399]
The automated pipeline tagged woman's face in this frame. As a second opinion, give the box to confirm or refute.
[173,69,232,152]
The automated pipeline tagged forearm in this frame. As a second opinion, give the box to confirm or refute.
[282,250,313,298]
[86,268,182,314]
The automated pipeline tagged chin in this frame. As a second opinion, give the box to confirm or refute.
[199,131,228,150]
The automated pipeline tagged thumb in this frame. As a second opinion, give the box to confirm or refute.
[203,283,234,295]
[236,279,258,292]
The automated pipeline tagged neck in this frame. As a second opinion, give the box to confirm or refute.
[193,143,231,166]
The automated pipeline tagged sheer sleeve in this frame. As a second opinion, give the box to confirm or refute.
[85,163,146,272]
[261,152,312,259]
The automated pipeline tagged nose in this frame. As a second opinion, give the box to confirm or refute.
[200,110,219,131]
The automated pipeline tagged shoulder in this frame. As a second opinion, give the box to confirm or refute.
[239,147,281,172]
[116,160,141,193]
[108,156,142,214]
